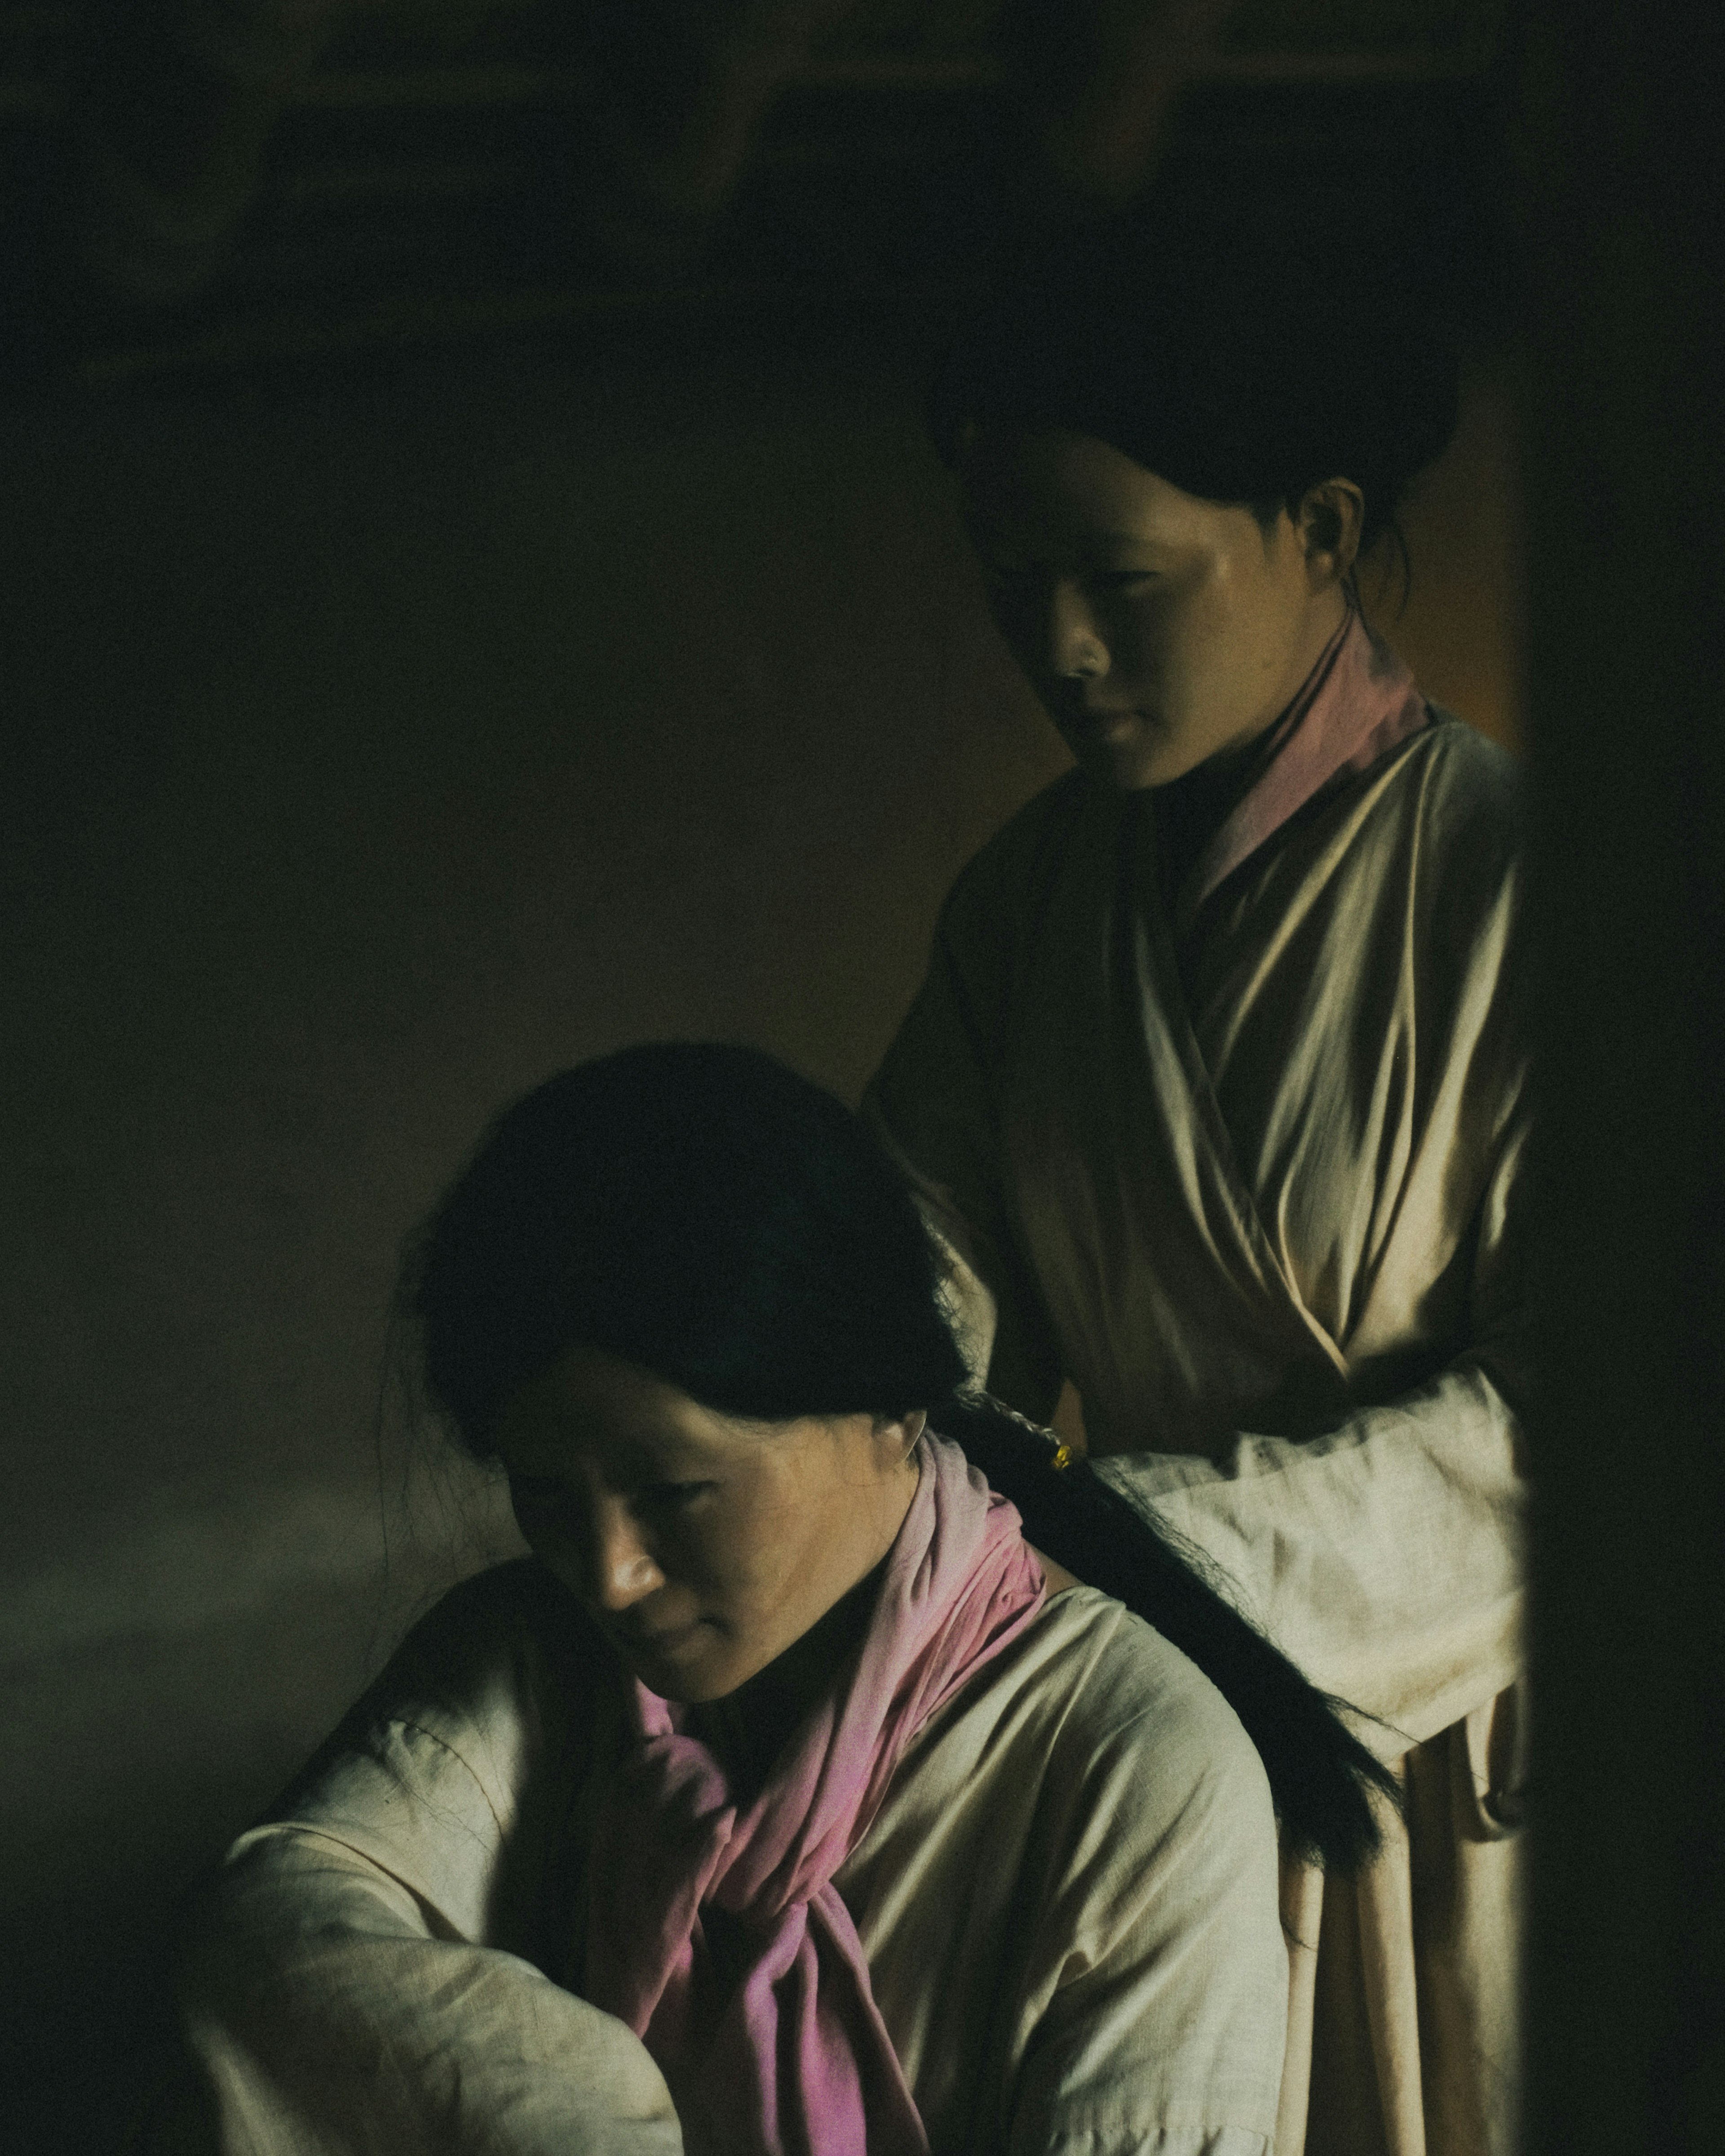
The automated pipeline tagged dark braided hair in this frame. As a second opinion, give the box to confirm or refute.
[409,1040,1400,1872]
[933,1391,1400,1872]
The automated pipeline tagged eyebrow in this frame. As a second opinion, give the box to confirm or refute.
[974,545,1169,576]
[499,1421,717,1480]
[969,520,1167,552]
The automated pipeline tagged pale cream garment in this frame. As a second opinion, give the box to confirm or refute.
[864,618,1530,2156]
[155,1556,1288,2156]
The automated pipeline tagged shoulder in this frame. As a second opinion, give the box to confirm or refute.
[1028,1588,1273,1819]
[1363,711,1525,908]
[386,1556,597,1686]
[227,1562,618,1951]
[940,1585,1276,1860]
[893,1590,1284,2147]
[1413,711,1524,852]
[1397,716,1529,990]
[371,1560,596,1718]
[279,1560,612,1823]
[1325,712,1525,979]
[936,769,1112,949]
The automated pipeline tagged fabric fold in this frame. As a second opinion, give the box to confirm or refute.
[1182,605,1431,924]
[862,600,1530,2153]
[581,1433,1048,2156]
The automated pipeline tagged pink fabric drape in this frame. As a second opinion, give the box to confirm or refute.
[1181,604,1431,923]
[582,1433,1047,2156]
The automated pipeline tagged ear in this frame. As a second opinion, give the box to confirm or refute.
[1295,478,1365,590]
[876,1408,928,1464]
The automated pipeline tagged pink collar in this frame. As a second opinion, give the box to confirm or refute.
[1181,606,1429,924]
[581,1434,1047,2156]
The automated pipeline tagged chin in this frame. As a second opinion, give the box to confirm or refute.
[1070,734,1171,792]
[638,1672,707,1704]
[611,1618,732,1701]
[1054,707,1180,792]
[627,1655,720,1704]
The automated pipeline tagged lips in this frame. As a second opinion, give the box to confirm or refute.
[1049,691,1137,725]
[615,1618,704,1657]
[1060,707,1141,739]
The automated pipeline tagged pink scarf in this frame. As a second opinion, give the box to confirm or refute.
[581,1433,1047,2156]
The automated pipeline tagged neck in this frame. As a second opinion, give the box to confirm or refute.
[1212,589,1354,786]
[692,1562,886,1803]
[1150,598,1354,913]
[1280,587,1352,718]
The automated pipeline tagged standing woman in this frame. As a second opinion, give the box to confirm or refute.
[866,210,1529,2156]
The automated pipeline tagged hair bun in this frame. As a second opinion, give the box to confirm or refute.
[934,199,1462,550]
[1380,330,1463,492]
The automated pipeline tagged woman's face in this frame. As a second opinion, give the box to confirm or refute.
[493,1343,923,1702]
[961,428,1353,790]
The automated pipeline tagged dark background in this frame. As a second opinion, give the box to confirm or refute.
[3,3,1719,2152]
[0,314,1520,2154]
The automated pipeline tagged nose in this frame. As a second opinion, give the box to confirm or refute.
[1047,579,1108,682]
[589,1496,666,1613]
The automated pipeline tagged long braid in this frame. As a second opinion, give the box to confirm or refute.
[411,1044,1402,1873]
[937,1387,1402,1872]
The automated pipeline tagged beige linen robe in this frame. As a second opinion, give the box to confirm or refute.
[865,614,1530,2156]
[153,1556,1288,2156]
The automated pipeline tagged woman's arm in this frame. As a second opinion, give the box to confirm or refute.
[1094,1366,1524,1757]
[1092,1115,1530,1758]
[151,1569,683,2155]
[166,1809,682,2156]
[862,881,1066,1424]
[872,869,1530,1762]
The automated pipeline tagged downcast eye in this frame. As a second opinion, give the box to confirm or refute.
[636,1481,714,1515]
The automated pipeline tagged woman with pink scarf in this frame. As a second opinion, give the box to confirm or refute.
[155,1042,1394,2156]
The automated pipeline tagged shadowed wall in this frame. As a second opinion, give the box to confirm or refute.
[1513,4,1725,2149]
[0,318,1520,2147]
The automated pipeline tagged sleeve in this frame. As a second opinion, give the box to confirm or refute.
[1006,1668,1287,2156]
[167,1817,682,2156]
[864,887,1066,1422]
[1093,1109,1530,1761]
[151,1584,684,2155]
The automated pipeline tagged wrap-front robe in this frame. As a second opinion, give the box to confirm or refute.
[865,611,1529,2156]
[150,1558,1288,2155]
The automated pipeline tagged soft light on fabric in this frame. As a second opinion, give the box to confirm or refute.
[581,1433,1048,2156]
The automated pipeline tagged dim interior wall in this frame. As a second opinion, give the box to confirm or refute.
[1514,6,1725,2150]
[0,328,1519,2145]
[1372,353,1524,756]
